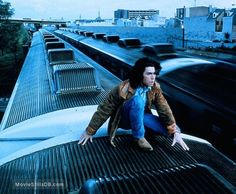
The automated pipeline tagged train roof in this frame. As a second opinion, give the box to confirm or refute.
[1,30,122,129]
[1,121,236,193]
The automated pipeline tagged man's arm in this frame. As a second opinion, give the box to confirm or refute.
[79,85,123,145]
[153,84,189,151]
[87,85,122,134]
[153,86,176,132]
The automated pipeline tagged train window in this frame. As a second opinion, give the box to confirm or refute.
[159,63,236,110]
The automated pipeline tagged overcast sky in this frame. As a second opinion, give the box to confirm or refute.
[7,0,236,21]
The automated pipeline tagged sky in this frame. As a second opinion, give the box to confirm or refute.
[7,0,236,21]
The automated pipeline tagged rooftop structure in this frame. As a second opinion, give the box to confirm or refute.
[114,9,159,21]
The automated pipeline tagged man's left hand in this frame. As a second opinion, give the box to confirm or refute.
[171,132,189,151]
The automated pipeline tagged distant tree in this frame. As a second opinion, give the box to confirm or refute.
[0,1,29,96]
[0,0,14,19]
[0,1,29,58]
[0,0,15,55]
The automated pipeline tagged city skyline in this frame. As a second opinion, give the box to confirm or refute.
[7,0,236,21]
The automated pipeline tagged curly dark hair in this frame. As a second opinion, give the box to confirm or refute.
[128,57,161,89]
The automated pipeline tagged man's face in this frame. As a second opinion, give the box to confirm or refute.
[142,66,156,87]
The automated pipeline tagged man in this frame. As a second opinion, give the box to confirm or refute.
[79,57,189,151]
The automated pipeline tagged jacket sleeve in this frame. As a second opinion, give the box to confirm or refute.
[154,86,176,127]
[86,85,123,135]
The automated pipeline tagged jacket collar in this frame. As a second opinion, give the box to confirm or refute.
[119,80,160,99]
[119,80,134,99]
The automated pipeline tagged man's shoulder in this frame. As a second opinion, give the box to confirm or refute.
[119,80,131,91]
[118,80,135,99]
[119,80,129,87]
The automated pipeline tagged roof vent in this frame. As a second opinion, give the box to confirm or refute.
[46,42,65,50]
[118,38,141,48]
[44,37,60,43]
[52,63,101,94]
[48,48,75,65]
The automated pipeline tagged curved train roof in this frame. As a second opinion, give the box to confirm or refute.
[0,127,236,193]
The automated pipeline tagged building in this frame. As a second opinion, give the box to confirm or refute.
[176,5,236,47]
[223,8,236,40]
[114,9,159,24]
[176,7,186,20]
[207,8,225,32]
[187,6,210,17]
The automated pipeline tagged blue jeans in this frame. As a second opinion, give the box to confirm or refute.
[119,95,168,139]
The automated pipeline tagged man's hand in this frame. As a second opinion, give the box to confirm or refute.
[171,132,189,151]
[78,130,93,145]
[167,123,177,135]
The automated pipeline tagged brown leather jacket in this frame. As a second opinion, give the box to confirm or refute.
[86,80,175,145]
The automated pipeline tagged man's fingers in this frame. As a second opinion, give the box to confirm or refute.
[82,137,89,145]
[78,130,93,146]
[171,133,190,151]
[182,141,190,151]
[171,139,176,146]
[78,137,85,145]
[180,140,189,151]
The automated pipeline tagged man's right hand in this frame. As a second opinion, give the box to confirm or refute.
[78,130,93,145]
[167,123,177,135]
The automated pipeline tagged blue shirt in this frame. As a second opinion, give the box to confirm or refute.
[134,86,151,103]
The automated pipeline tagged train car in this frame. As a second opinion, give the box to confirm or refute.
[54,28,236,161]
[0,29,235,193]
[158,57,236,161]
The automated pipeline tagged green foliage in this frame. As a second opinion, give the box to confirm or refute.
[0,22,27,55]
[0,0,29,55]
[0,0,14,19]
[0,0,18,55]
[0,1,29,96]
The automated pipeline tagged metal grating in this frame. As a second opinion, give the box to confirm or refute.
[80,164,235,194]
[183,139,236,187]
[53,64,101,94]
[0,136,235,193]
